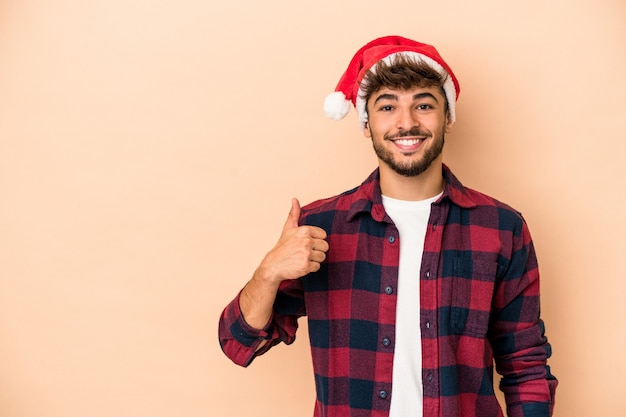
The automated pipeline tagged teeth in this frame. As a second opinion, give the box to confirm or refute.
[396,139,420,146]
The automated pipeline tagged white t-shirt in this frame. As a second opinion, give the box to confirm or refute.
[382,192,441,417]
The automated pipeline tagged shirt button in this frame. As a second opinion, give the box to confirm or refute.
[384,286,393,295]
[425,322,430,329]
[388,235,396,243]
[379,390,388,399]
[425,271,430,278]
[427,372,433,382]
[382,337,391,347]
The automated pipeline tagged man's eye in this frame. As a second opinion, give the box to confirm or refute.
[380,105,394,111]
[417,104,432,110]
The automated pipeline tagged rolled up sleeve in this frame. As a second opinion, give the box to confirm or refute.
[218,279,305,367]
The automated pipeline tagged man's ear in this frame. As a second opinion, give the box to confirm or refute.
[363,121,372,138]
[445,116,453,133]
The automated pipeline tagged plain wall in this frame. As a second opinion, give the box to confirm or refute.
[1,1,625,416]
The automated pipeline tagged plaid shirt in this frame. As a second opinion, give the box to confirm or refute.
[219,165,557,417]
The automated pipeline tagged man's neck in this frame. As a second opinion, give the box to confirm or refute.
[379,161,445,201]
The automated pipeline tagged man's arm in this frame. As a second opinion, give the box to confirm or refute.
[490,217,558,417]
[218,198,329,365]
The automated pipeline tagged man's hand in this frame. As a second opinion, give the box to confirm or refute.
[240,198,329,330]
[257,198,329,284]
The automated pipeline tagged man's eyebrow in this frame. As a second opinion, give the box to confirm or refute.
[373,93,398,105]
[413,92,439,102]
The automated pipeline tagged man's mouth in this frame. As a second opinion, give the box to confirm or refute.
[389,136,428,152]
[394,138,422,147]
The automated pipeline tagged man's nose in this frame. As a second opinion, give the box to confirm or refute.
[396,107,419,130]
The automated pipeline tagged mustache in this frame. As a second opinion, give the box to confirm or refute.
[384,127,432,141]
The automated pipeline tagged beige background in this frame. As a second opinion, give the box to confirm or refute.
[1,1,625,416]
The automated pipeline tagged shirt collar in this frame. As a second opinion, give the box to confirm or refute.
[346,164,477,222]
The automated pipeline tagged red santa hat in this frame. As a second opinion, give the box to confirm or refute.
[323,35,460,128]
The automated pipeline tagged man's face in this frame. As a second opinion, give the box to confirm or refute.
[364,86,452,178]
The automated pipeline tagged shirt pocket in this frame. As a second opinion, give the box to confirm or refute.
[450,257,497,337]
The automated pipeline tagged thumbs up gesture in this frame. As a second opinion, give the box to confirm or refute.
[258,198,329,283]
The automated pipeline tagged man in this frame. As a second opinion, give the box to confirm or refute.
[219,35,557,417]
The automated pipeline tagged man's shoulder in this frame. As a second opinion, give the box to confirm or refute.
[300,185,361,218]
[457,185,527,229]
[299,169,379,221]
[444,165,523,220]
[465,186,519,211]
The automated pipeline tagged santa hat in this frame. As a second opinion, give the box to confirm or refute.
[323,35,460,128]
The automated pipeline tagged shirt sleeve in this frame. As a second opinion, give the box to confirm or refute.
[489,216,558,417]
[218,279,306,367]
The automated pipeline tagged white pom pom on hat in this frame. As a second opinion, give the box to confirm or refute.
[323,91,352,121]
[323,35,460,128]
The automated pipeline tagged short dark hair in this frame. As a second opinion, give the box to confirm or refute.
[360,54,449,113]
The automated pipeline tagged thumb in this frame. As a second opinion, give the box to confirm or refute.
[283,198,301,230]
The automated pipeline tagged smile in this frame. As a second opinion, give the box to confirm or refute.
[389,136,428,152]
[394,138,422,146]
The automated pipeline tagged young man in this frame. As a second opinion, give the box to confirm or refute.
[219,36,557,417]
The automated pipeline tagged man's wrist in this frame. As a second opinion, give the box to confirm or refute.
[252,265,282,288]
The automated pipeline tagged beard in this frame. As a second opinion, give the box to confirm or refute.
[371,126,446,177]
